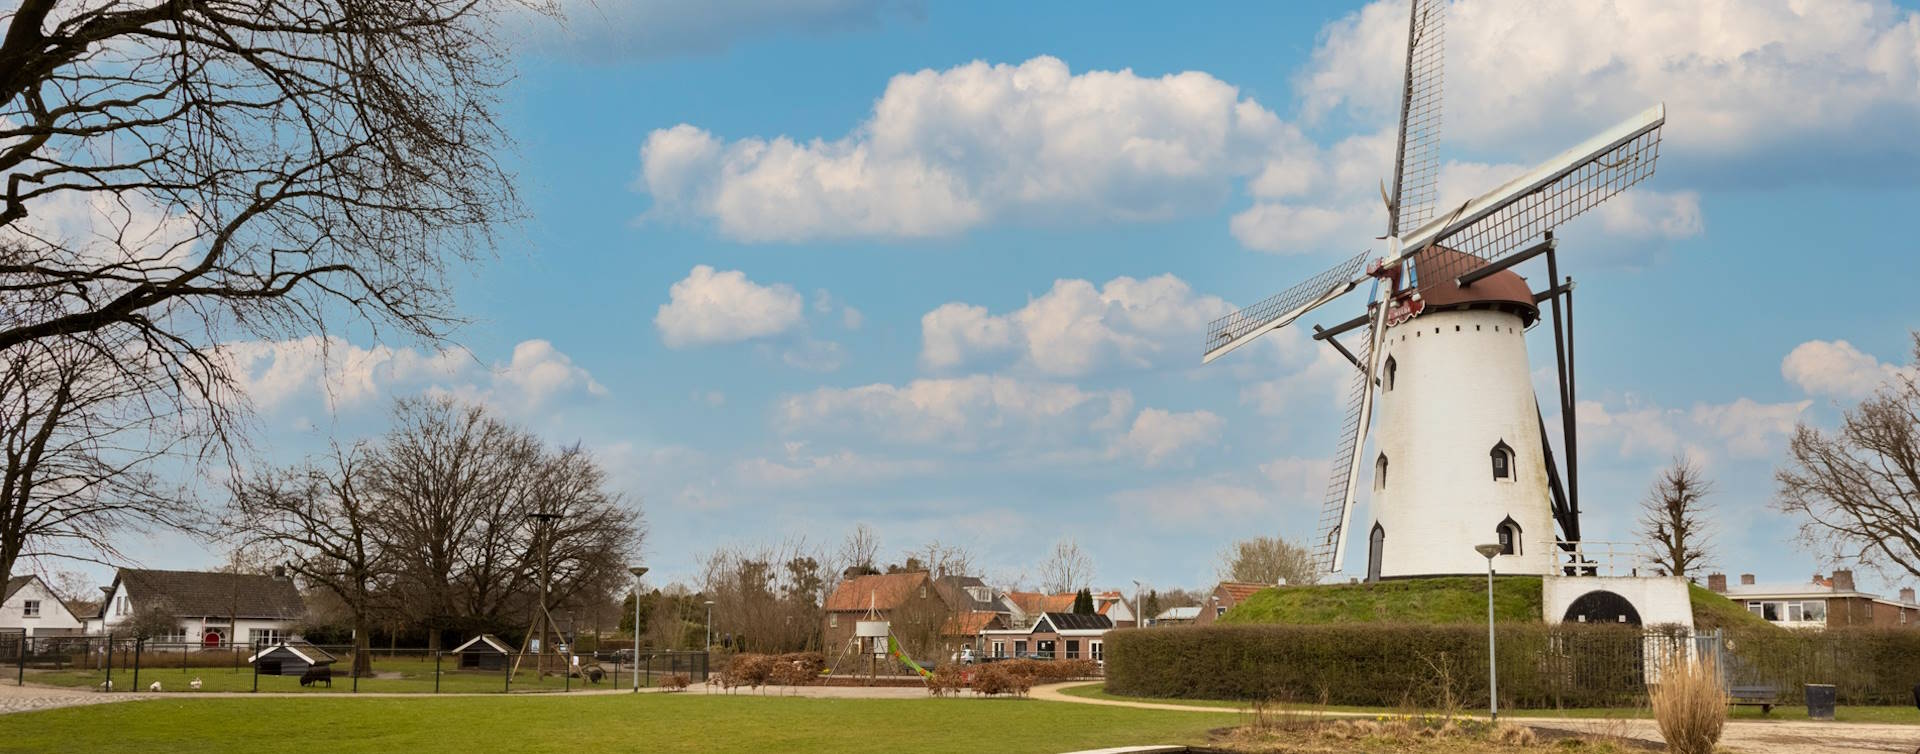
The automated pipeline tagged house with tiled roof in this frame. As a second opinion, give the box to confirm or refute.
[979,611,1115,662]
[1707,570,1920,630]
[85,568,306,647]
[1198,581,1270,624]
[0,575,85,637]
[1005,590,1137,629]
[820,571,957,659]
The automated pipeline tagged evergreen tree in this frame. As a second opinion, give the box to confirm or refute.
[1072,588,1095,615]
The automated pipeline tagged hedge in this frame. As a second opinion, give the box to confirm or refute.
[1105,623,1920,708]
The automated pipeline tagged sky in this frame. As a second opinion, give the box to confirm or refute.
[86,0,1920,598]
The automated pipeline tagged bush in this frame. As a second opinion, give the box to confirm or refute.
[722,653,775,691]
[1649,652,1725,754]
[1720,626,1920,705]
[970,664,1031,697]
[768,653,824,687]
[926,665,968,697]
[661,673,690,691]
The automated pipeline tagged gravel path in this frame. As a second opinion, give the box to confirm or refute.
[0,682,153,715]
[1030,682,1920,754]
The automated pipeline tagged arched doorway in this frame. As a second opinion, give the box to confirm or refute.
[1366,524,1385,582]
[202,630,224,648]
[1563,590,1641,625]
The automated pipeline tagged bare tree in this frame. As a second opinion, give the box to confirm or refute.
[699,538,827,653]
[1037,538,1094,594]
[0,336,201,586]
[836,523,881,575]
[1638,455,1716,577]
[232,442,389,676]
[0,3,529,412]
[1217,536,1321,586]
[1777,333,1920,579]
[900,540,975,579]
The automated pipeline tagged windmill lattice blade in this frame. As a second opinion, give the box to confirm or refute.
[1389,0,1446,236]
[1410,106,1666,291]
[1312,318,1375,573]
[1202,250,1370,363]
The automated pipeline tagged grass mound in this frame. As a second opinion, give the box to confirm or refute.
[1686,583,1774,631]
[1220,576,1543,624]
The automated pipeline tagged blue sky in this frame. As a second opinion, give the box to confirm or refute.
[101,0,1920,598]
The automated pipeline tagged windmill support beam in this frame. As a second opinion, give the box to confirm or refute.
[1314,325,1365,371]
[1456,237,1557,288]
[1312,312,1371,341]
[1541,237,1581,544]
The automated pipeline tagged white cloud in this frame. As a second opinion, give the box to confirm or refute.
[921,274,1234,376]
[655,265,807,347]
[640,56,1293,242]
[1689,398,1811,459]
[1110,409,1224,468]
[219,336,602,414]
[778,337,847,372]
[1782,339,1908,399]
[1109,480,1273,525]
[1237,327,1358,418]
[1300,0,1920,167]
[777,375,1133,450]
[516,0,921,61]
[733,449,937,487]
[1576,395,1807,463]
[1259,456,1329,506]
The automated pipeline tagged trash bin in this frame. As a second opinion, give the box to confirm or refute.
[1804,683,1836,720]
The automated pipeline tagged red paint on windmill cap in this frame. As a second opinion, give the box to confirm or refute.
[1410,245,1539,325]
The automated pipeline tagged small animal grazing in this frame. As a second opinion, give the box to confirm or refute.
[98,680,112,691]
[189,677,203,690]
[149,681,162,692]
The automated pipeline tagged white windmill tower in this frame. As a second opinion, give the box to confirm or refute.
[1203,0,1666,581]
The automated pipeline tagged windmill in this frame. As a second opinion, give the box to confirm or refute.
[1203,0,1665,579]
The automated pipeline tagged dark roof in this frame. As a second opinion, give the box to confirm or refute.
[1040,612,1113,631]
[3,576,32,602]
[111,569,305,620]
[934,575,1004,612]
[1412,245,1538,324]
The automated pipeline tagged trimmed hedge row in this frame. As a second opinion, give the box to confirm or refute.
[1106,623,1920,708]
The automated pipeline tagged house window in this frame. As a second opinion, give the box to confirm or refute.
[1496,518,1522,556]
[1375,454,1388,490]
[991,641,1005,658]
[920,586,927,599]
[21,600,39,618]
[1090,641,1104,661]
[1383,356,1397,391]
[829,614,838,628]
[251,628,286,646]
[1215,605,1226,617]
[1066,640,1080,659]
[1803,600,1827,621]
[115,596,129,616]
[1490,441,1515,481]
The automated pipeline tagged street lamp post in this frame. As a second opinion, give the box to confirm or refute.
[1474,543,1504,723]
[704,600,715,651]
[627,566,647,693]
[1131,579,1144,628]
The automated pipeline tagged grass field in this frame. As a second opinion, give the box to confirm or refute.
[0,693,1237,754]
[1064,682,1920,724]
[24,655,684,694]
[1221,576,1544,624]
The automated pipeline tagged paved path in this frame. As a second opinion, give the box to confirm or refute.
[1030,682,1920,754]
[0,682,154,715]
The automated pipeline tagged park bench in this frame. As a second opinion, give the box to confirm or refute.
[1728,685,1777,714]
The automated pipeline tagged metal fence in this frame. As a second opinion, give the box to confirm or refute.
[0,635,706,695]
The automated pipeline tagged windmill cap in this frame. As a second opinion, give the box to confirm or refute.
[1411,245,1539,325]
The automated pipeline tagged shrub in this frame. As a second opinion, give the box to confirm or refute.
[723,653,775,691]
[661,673,690,691]
[926,665,968,697]
[1649,652,1725,754]
[970,664,1031,697]
[768,653,824,687]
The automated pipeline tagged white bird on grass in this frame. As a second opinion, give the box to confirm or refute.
[149,681,162,692]
[98,680,112,691]
[189,677,203,690]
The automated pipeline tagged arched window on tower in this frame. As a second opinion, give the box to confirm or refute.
[1490,441,1515,482]
[1497,517,1522,555]
[1383,356,1396,392]
[1375,454,1388,490]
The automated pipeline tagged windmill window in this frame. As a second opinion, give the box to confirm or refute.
[1497,518,1522,555]
[1375,454,1388,489]
[1476,325,1482,331]
[1383,357,1397,391]
[1455,325,1460,331]
[1490,441,1515,482]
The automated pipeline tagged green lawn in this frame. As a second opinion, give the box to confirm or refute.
[0,693,1237,754]
[25,656,676,694]
[1222,576,1544,624]
[1065,682,1920,724]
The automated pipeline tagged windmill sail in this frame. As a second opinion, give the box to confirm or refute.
[1202,250,1370,363]
[1402,105,1666,292]
[1313,301,1389,572]
[1388,0,1446,236]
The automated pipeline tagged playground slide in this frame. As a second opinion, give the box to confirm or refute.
[886,635,932,678]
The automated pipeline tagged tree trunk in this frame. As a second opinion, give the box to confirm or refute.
[353,619,373,677]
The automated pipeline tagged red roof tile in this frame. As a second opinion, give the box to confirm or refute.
[823,572,934,612]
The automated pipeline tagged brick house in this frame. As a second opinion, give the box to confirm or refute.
[978,612,1114,661]
[1707,569,1920,630]
[1196,581,1268,625]
[820,572,957,658]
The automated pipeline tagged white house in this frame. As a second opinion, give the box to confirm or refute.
[87,568,306,647]
[0,575,85,636]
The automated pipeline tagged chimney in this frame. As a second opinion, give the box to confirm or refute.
[1901,588,1916,605]
[1707,573,1726,593]
[1739,574,1755,586]
[1832,570,1856,592]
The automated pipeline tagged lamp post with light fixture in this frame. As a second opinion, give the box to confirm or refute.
[1475,543,1504,722]
[628,566,647,692]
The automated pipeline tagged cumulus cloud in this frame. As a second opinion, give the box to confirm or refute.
[776,375,1134,450]
[1576,395,1807,463]
[515,0,921,61]
[640,56,1294,243]
[655,265,807,347]
[921,274,1234,376]
[1299,0,1920,176]
[1782,339,1909,398]
[220,336,603,414]
[1109,409,1225,467]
